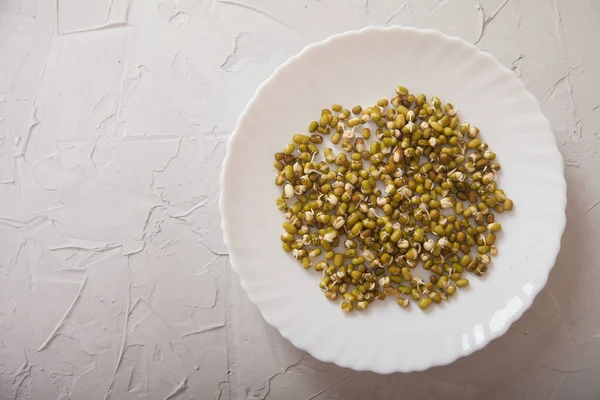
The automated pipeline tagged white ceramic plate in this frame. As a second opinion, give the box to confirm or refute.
[220,27,566,373]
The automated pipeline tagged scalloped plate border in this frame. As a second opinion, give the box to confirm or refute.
[219,26,567,373]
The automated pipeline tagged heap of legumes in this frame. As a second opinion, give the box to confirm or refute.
[273,86,513,313]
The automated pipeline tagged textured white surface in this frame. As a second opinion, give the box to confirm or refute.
[0,0,596,398]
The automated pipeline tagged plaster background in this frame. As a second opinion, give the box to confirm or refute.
[0,0,598,399]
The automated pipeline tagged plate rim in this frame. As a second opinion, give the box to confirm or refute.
[219,25,567,373]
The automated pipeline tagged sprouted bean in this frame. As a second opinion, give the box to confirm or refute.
[274,86,513,313]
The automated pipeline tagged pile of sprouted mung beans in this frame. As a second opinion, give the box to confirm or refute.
[274,86,513,313]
